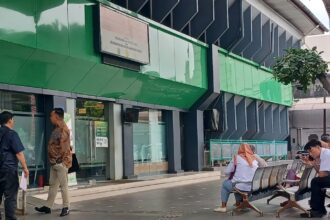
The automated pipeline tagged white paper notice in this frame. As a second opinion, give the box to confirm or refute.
[20,172,27,191]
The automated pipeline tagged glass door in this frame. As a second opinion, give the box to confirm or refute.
[75,99,108,182]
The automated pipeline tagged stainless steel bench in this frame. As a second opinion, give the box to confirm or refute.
[230,164,288,216]
[267,166,316,217]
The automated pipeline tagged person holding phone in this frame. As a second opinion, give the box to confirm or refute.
[300,139,330,218]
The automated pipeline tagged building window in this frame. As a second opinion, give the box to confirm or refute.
[0,90,45,186]
[133,109,167,176]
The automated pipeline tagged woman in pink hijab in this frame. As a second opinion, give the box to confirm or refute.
[214,144,259,213]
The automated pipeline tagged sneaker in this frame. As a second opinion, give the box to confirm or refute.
[60,207,70,217]
[214,207,227,213]
[35,206,51,214]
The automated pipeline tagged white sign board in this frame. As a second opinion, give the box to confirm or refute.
[99,5,150,64]
[95,121,109,148]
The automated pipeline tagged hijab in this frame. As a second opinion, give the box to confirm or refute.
[238,143,256,167]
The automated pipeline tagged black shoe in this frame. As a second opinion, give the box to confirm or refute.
[300,210,326,218]
[60,207,70,217]
[35,206,51,214]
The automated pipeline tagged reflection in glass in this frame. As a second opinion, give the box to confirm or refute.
[133,109,167,176]
[75,99,108,181]
[0,90,45,187]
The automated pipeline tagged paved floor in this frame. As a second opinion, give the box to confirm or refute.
[11,180,329,220]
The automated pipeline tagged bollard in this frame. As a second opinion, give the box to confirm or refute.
[16,174,28,216]
[16,189,27,215]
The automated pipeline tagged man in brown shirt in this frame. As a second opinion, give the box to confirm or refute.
[35,108,72,217]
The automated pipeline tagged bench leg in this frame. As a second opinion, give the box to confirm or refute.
[235,196,263,216]
[276,200,308,217]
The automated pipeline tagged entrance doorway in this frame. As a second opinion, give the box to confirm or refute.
[75,99,109,182]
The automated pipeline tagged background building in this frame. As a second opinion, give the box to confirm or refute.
[0,0,326,186]
[290,33,330,150]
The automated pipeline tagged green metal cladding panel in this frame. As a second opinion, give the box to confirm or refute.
[218,49,293,106]
[0,0,208,109]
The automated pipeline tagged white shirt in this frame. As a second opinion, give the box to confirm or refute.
[225,155,258,191]
[320,148,330,172]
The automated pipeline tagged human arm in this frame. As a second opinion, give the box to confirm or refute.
[320,141,330,148]
[255,154,267,167]
[16,152,29,177]
[224,158,235,175]
[319,149,330,176]
[11,132,29,177]
[300,156,319,172]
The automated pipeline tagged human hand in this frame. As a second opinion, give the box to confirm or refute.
[300,155,313,166]
[23,168,29,178]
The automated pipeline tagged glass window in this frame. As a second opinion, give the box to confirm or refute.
[0,90,45,187]
[0,91,44,113]
[133,109,167,176]
[76,100,105,119]
[75,99,108,181]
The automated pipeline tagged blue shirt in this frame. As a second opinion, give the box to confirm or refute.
[0,126,25,171]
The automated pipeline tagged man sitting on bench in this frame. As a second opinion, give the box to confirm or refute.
[300,139,330,218]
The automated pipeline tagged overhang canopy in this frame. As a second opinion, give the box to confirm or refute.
[264,0,329,35]
[290,102,330,111]
[290,97,330,111]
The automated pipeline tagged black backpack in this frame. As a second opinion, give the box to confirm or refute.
[0,127,9,168]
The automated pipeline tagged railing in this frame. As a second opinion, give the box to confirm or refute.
[209,139,288,166]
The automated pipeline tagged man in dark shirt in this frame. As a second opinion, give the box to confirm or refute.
[0,111,29,220]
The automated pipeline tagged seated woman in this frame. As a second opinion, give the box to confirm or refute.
[214,144,258,213]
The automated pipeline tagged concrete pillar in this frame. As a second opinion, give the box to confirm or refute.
[243,100,258,139]
[164,110,183,173]
[273,105,281,140]
[231,97,247,139]
[222,95,236,139]
[254,102,265,139]
[122,105,135,178]
[280,107,289,140]
[107,103,123,180]
[262,104,273,140]
[183,110,204,171]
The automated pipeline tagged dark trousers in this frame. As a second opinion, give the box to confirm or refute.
[310,176,330,212]
[0,170,19,220]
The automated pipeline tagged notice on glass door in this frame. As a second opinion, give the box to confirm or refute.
[95,121,109,148]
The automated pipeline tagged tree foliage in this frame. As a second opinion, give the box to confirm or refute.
[272,47,329,92]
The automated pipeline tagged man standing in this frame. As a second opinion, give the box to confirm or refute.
[300,139,330,218]
[35,108,72,217]
[0,111,29,220]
